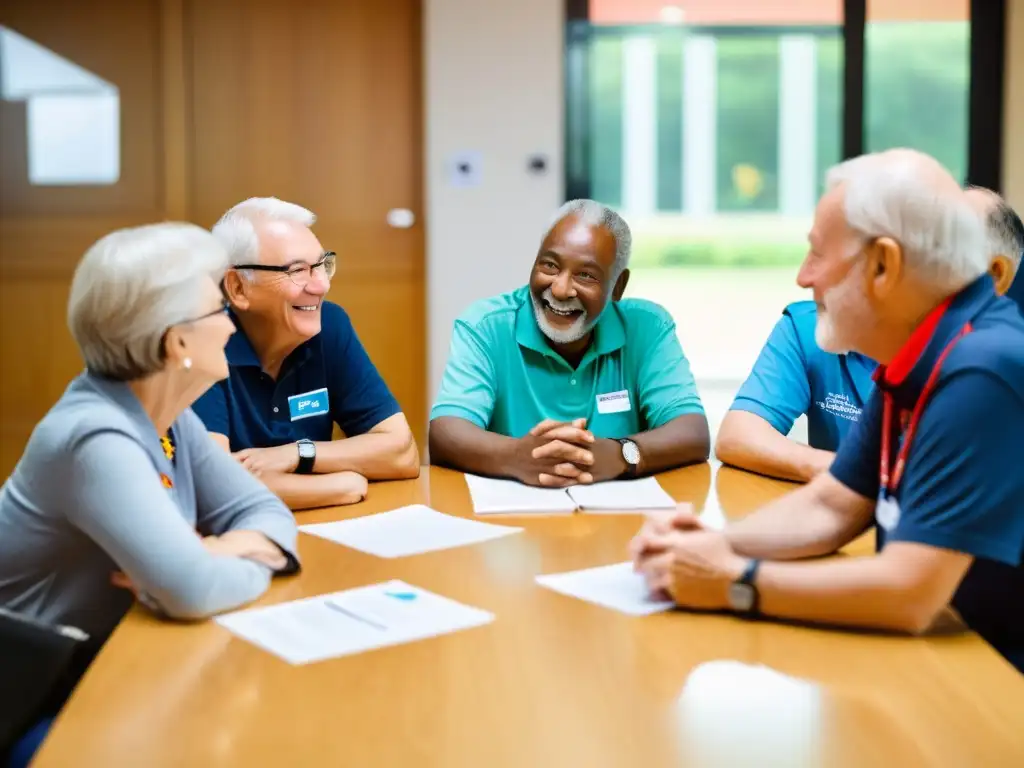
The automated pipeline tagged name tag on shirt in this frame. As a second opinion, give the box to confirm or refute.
[596,390,631,415]
[876,494,901,532]
[288,388,330,421]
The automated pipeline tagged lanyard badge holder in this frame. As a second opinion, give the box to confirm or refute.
[876,324,972,531]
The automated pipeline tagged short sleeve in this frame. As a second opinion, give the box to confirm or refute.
[730,313,811,435]
[828,389,883,500]
[429,320,498,429]
[635,317,704,428]
[890,371,1024,565]
[324,305,401,436]
[190,381,229,437]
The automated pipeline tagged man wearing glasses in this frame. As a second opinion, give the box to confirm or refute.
[192,197,419,510]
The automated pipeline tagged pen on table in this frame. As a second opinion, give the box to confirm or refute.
[324,600,388,631]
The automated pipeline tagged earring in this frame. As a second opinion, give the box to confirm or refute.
[182,357,192,371]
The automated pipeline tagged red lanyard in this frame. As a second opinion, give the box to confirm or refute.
[879,324,972,493]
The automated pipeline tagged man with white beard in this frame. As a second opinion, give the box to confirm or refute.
[715,186,1024,484]
[429,199,710,487]
[631,149,1024,674]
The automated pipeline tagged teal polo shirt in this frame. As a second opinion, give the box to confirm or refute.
[430,285,704,438]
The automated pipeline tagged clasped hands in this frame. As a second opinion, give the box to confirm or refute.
[513,418,627,487]
[629,504,748,611]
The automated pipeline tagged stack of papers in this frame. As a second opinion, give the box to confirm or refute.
[536,562,674,616]
[299,504,522,558]
[215,580,494,665]
[464,474,677,515]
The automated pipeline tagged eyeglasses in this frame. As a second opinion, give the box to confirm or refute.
[185,300,231,324]
[233,251,337,287]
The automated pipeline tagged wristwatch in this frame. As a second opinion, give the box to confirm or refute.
[728,559,761,616]
[296,439,316,475]
[616,438,641,478]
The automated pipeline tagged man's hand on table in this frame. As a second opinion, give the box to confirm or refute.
[630,505,746,608]
[233,444,299,477]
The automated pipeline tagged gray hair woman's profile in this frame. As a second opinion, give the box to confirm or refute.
[0,222,300,736]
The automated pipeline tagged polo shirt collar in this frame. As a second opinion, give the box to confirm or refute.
[842,351,878,405]
[225,310,313,374]
[515,291,626,364]
[874,274,997,404]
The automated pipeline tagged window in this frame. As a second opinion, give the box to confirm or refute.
[864,0,970,181]
[0,25,120,185]
[565,0,999,433]
[568,2,844,385]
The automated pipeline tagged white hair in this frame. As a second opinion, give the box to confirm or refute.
[67,223,228,381]
[544,199,632,282]
[969,188,1024,267]
[211,197,317,276]
[826,154,988,287]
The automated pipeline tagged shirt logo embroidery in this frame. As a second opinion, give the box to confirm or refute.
[815,392,862,422]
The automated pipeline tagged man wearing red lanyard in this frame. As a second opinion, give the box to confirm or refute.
[631,148,1024,674]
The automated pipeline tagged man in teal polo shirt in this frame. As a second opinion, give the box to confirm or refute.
[429,199,709,487]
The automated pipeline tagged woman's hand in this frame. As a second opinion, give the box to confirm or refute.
[203,530,288,570]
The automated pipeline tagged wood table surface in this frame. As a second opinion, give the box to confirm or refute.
[33,464,1024,767]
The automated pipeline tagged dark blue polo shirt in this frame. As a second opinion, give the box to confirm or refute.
[191,301,401,451]
[830,275,1024,673]
[1007,270,1024,313]
[731,301,876,451]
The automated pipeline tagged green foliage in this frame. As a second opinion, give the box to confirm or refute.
[630,231,806,268]
[585,22,971,225]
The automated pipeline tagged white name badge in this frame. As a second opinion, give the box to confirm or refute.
[876,495,901,532]
[288,387,330,421]
[596,390,631,415]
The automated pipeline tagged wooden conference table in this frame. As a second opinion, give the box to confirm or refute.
[34,465,1024,767]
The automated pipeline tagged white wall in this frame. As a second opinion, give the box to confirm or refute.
[424,0,564,401]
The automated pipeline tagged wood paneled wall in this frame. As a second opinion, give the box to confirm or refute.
[0,0,425,477]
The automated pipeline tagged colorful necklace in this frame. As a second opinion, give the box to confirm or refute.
[160,431,176,463]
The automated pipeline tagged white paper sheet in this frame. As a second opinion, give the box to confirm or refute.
[535,561,675,616]
[567,477,677,512]
[464,474,677,515]
[463,474,578,514]
[299,504,521,558]
[215,580,494,665]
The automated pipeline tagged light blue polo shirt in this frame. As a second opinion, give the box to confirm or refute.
[430,285,704,438]
[730,301,877,451]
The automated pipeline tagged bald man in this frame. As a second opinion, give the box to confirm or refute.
[634,148,1024,673]
[715,185,1024,483]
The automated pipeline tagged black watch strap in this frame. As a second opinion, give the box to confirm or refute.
[736,559,761,616]
[296,440,315,475]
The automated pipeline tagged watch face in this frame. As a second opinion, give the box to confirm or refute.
[621,440,641,465]
[728,583,755,612]
[298,442,315,458]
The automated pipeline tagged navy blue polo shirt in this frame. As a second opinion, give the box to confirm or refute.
[731,301,876,451]
[1007,269,1024,313]
[830,275,1024,673]
[191,301,401,451]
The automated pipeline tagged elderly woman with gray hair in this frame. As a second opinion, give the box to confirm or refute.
[0,222,299,676]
